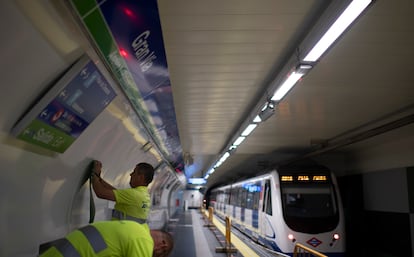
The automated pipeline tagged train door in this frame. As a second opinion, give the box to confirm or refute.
[259,179,273,238]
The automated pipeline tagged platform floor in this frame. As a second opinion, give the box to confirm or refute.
[166,209,283,257]
[167,208,238,257]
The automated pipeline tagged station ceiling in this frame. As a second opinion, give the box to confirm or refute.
[157,0,414,187]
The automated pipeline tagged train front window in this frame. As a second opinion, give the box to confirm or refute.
[281,183,339,233]
[283,186,336,217]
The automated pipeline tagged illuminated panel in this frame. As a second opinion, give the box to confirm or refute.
[312,175,327,181]
[243,184,261,192]
[281,175,293,181]
[188,178,206,185]
[297,175,310,181]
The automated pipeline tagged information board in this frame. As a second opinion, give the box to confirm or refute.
[11,55,117,153]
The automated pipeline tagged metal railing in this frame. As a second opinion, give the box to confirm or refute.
[201,206,237,254]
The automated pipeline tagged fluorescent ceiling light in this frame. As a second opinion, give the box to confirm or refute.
[188,178,206,185]
[303,0,372,62]
[220,152,230,161]
[241,124,257,136]
[215,152,230,168]
[233,136,246,146]
[204,168,214,179]
[271,72,304,101]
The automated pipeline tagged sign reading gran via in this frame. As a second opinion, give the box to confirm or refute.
[69,0,183,168]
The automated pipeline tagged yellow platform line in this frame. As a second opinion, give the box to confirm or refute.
[204,211,259,257]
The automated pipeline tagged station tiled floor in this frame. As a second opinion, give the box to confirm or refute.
[167,209,243,257]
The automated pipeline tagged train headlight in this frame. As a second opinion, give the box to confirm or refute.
[329,233,340,246]
[288,234,296,242]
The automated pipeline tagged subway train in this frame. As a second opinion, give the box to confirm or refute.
[209,164,345,257]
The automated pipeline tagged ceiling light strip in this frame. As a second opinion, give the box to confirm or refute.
[303,0,372,62]
[271,72,304,101]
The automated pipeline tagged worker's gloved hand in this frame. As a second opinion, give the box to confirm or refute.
[93,160,102,177]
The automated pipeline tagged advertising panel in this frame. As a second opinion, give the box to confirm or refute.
[12,56,117,153]
[69,0,183,170]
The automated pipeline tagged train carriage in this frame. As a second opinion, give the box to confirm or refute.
[209,164,345,257]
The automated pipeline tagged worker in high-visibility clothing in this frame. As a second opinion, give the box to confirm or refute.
[92,160,154,224]
[39,220,174,257]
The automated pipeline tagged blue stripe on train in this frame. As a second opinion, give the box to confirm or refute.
[257,235,282,252]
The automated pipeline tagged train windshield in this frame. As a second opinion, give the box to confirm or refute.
[281,182,339,233]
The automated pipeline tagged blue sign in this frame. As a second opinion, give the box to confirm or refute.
[37,100,89,138]
[12,56,117,153]
[55,60,117,123]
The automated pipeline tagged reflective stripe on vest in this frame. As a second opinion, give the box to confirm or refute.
[112,209,147,224]
[50,225,107,257]
[79,225,107,253]
[51,238,81,257]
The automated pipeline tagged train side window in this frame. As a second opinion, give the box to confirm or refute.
[232,187,239,206]
[253,188,260,210]
[246,190,254,209]
[240,187,247,208]
[237,187,242,207]
[225,188,231,204]
[264,180,272,215]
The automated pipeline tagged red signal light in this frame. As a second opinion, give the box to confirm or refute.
[119,49,128,57]
[123,8,134,18]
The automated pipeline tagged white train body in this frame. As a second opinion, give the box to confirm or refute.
[209,165,345,257]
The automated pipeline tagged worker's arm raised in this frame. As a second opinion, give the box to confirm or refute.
[92,160,116,201]
[92,172,116,201]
